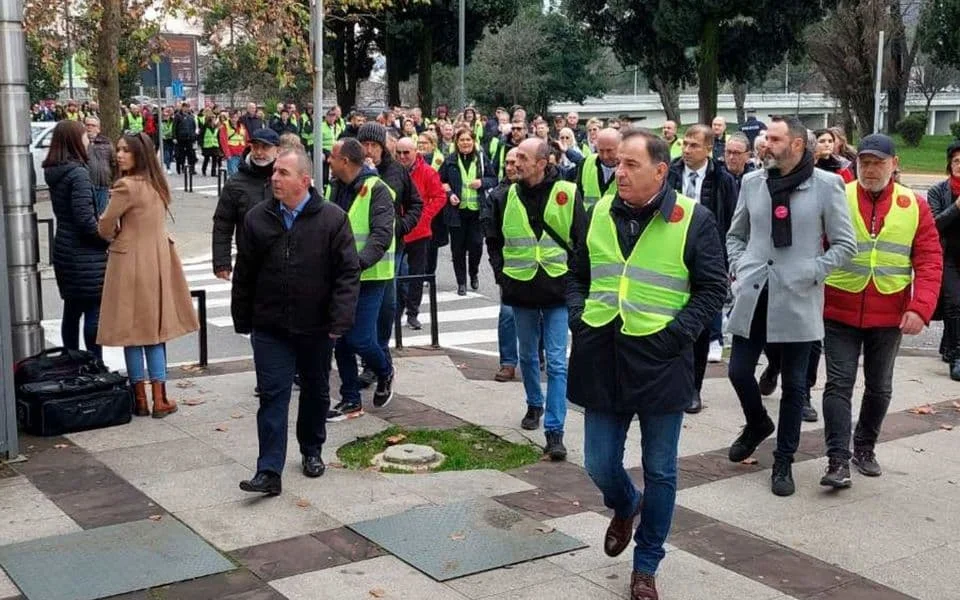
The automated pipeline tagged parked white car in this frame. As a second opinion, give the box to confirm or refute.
[30,122,57,181]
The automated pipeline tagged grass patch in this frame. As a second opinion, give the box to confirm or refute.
[888,134,953,174]
[336,425,542,473]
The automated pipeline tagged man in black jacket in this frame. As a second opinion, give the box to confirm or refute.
[567,130,726,600]
[666,124,738,414]
[355,122,423,386]
[212,128,279,280]
[232,148,360,496]
[173,102,198,175]
[486,138,581,460]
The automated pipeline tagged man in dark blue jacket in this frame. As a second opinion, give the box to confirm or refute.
[567,130,726,600]
[667,124,738,414]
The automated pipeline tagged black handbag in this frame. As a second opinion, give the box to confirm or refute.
[17,373,132,437]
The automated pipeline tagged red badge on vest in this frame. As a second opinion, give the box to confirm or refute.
[896,195,911,208]
[556,191,569,206]
[669,205,685,223]
[359,184,368,196]
[774,205,789,219]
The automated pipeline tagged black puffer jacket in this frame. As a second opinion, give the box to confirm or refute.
[376,153,422,251]
[212,157,274,273]
[45,162,107,300]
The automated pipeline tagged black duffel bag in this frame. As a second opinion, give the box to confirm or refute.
[17,373,133,437]
[14,347,107,388]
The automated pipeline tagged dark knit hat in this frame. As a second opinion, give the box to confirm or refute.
[357,122,387,148]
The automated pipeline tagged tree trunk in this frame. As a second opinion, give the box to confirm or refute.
[733,82,747,125]
[384,17,401,107]
[651,74,680,125]
[96,0,121,143]
[332,21,349,108]
[840,97,855,140]
[343,24,358,110]
[416,25,433,113]
[697,18,720,125]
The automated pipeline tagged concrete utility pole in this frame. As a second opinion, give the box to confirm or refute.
[311,0,324,178]
[873,30,885,133]
[458,0,465,110]
[0,0,37,458]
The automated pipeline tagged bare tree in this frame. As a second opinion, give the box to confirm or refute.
[95,0,121,143]
[885,0,924,133]
[911,53,960,116]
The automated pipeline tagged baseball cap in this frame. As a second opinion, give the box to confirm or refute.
[250,128,280,146]
[857,134,896,159]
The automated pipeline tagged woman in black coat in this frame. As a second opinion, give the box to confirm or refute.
[438,126,497,295]
[927,140,960,378]
[44,120,108,358]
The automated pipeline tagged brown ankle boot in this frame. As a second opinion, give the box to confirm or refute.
[133,381,150,416]
[150,381,178,418]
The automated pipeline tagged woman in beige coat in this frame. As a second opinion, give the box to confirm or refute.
[97,132,199,418]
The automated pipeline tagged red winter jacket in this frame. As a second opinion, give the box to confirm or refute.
[824,181,943,328]
[404,154,446,243]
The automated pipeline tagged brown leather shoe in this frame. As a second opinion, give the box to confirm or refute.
[132,381,150,416]
[150,381,178,418]
[604,500,641,557]
[630,571,658,600]
[494,365,516,382]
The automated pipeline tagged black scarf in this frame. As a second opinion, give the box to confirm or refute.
[767,150,815,248]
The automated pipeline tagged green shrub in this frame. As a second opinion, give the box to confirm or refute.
[897,114,928,147]
[951,121,960,140]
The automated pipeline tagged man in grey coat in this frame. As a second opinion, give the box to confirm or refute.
[725,116,857,497]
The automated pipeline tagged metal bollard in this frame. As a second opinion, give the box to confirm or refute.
[189,289,208,366]
[392,273,440,349]
[217,168,226,197]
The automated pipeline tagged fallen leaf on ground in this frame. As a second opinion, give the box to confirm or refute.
[572,500,580,506]
[148,515,163,521]
[214,426,228,432]
[175,381,195,389]
[230,413,244,419]
[456,363,467,369]
[741,457,759,465]
[181,364,203,372]
[450,532,466,541]
[386,434,407,446]
[295,498,311,508]
[913,447,925,453]
[183,398,206,406]
[940,424,954,431]
[369,589,387,598]
[328,461,344,469]
[536,526,555,534]
[53,444,70,449]
[909,404,937,415]
[952,401,960,409]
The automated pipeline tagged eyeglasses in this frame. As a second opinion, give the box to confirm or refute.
[396,150,413,155]
[725,150,748,156]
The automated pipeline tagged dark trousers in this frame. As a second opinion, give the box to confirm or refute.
[426,238,441,276]
[375,250,404,368]
[822,319,902,461]
[201,148,221,176]
[450,211,483,285]
[175,140,196,173]
[339,282,392,403]
[763,341,822,391]
[62,297,101,359]
[399,239,429,318]
[728,290,813,463]
[252,329,333,475]
[693,327,710,393]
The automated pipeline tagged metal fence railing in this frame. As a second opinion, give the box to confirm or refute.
[393,273,440,350]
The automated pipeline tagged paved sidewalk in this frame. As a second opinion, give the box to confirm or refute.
[1,352,959,599]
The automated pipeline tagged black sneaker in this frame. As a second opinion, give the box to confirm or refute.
[544,431,567,461]
[407,315,422,330]
[758,366,778,397]
[358,367,376,389]
[373,372,394,408]
[771,460,795,496]
[852,448,882,477]
[521,406,543,430]
[801,395,818,422]
[327,402,364,422]
[728,416,776,462]
[820,457,852,488]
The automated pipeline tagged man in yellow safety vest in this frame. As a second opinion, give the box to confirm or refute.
[576,128,621,209]
[566,130,727,600]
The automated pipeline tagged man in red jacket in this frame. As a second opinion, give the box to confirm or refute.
[396,137,446,329]
[820,134,942,488]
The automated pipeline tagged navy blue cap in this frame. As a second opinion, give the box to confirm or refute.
[857,134,896,159]
[250,128,280,146]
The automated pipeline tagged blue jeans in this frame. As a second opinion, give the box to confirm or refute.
[336,282,392,404]
[124,343,166,383]
[62,297,101,359]
[498,304,518,367]
[376,252,403,367]
[513,306,567,433]
[252,329,333,475]
[226,155,242,177]
[584,409,684,575]
[709,311,723,345]
[162,140,175,170]
[93,187,109,217]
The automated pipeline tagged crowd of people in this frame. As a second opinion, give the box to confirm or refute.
[39,92,960,600]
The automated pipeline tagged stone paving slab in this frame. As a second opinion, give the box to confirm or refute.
[0,570,19,599]
[381,469,535,504]
[0,479,81,545]
[0,517,234,600]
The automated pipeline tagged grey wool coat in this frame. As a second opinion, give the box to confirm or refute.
[725,168,857,343]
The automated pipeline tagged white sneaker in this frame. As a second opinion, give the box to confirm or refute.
[166,168,172,175]
[708,340,723,363]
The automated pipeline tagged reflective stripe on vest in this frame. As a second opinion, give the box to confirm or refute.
[824,182,918,295]
[501,181,576,281]
[458,155,479,211]
[127,114,143,133]
[346,176,397,282]
[579,157,617,209]
[581,194,694,336]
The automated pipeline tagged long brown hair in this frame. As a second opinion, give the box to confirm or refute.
[42,120,88,168]
[119,132,172,207]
